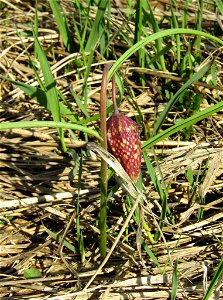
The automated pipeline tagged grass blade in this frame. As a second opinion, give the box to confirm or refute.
[32,29,67,149]
[145,0,166,70]
[142,151,166,203]
[2,77,77,123]
[70,86,89,118]
[153,58,213,134]
[85,0,108,52]
[48,0,74,52]
[171,259,179,300]
[108,29,223,80]
[46,228,77,253]
[215,0,223,15]
[33,29,61,124]
[170,5,181,65]
[0,120,101,140]
[143,151,169,240]
[142,99,223,151]
[204,257,223,300]
[141,240,162,272]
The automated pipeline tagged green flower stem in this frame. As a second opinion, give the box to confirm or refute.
[100,63,112,260]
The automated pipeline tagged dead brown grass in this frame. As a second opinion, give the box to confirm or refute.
[0,1,223,299]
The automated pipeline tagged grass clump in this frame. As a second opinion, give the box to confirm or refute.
[0,1,223,299]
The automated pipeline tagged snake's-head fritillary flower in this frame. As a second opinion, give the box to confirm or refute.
[107,113,141,182]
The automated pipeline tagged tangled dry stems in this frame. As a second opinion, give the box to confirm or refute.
[0,1,223,299]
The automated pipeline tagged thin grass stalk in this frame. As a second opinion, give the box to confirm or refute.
[153,150,169,241]
[171,259,179,300]
[182,0,190,28]
[34,0,38,53]
[170,5,181,65]
[134,0,145,82]
[141,97,223,151]
[83,48,95,109]
[71,0,90,64]
[99,64,111,260]
[194,0,203,51]
[77,151,85,263]
[108,29,223,80]
[146,1,166,70]
[142,150,168,241]
[204,257,223,299]
[153,57,213,134]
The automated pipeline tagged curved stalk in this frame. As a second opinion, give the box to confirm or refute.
[0,120,101,140]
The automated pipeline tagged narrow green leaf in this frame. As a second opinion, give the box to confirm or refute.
[70,88,89,118]
[34,0,38,52]
[48,0,74,52]
[182,0,189,28]
[143,152,166,200]
[215,0,223,15]
[171,260,178,300]
[145,0,166,70]
[134,0,143,45]
[85,0,108,52]
[2,77,77,123]
[170,6,181,64]
[186,167,194,186]
[46,228,77,253]
[0,120,101,140]
[3,77,48,108]
[154,58,213,134]
[33,30,66,149]
[142,99,223,151]
[33,29,61,124]
[141,240,162,272]
[204,257,223,300]
[211,62,217,85]
[108,29,223,80]
[82,48,95,108]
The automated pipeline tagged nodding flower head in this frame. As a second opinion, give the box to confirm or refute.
[107,112,141,183]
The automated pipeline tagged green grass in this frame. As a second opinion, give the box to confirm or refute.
[1,0,223,297]
[204,257,223,300]
[171,260,179,300]
[0,120,101,140]
[48,0,74,53]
